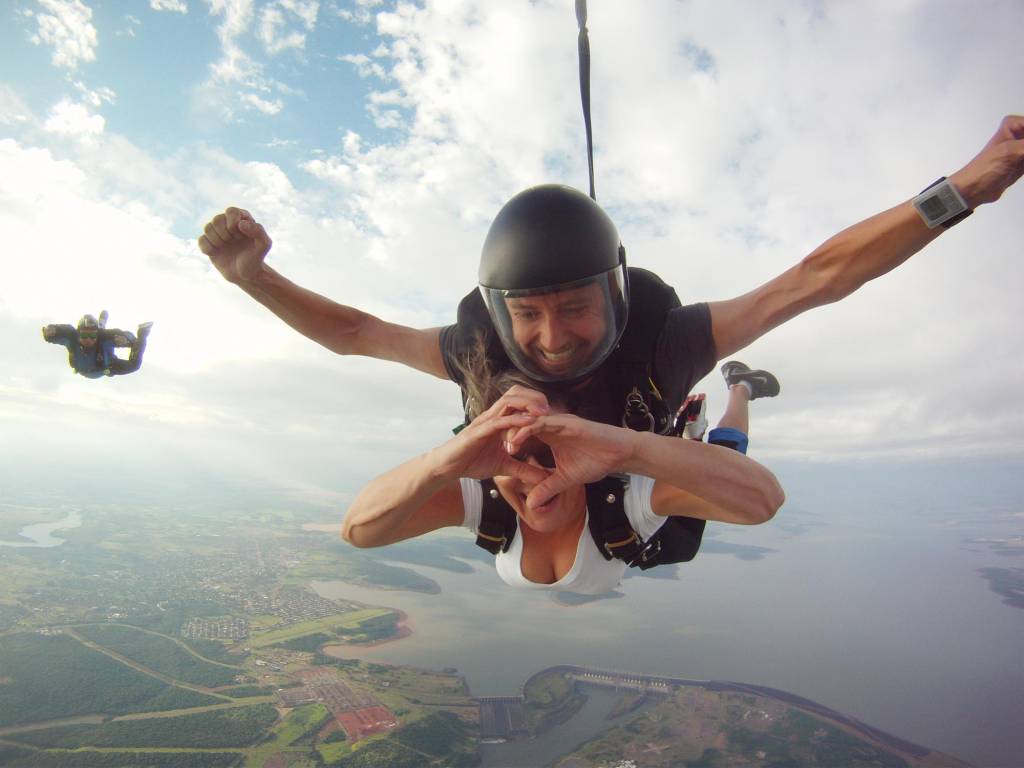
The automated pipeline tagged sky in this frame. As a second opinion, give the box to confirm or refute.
[1,0,1022,505]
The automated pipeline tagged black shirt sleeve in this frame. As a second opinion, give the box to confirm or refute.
[438,324,464,384]
[654,303,717,407]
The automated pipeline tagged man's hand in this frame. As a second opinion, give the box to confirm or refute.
[950,115,1024,207]
[42,325,56,340]
[198,207,272,284]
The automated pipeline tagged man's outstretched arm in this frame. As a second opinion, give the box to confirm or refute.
[42,324,75,345]
[198,207,448,379]
[710,115,1024,359]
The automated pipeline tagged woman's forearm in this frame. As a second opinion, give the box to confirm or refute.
[341,447,460,547]
[622,432,784,524]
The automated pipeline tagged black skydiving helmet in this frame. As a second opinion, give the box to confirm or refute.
[478,184,629,383]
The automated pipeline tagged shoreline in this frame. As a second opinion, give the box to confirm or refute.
[322,609,414,657]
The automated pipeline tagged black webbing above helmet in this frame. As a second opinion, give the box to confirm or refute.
[576,0,595,200]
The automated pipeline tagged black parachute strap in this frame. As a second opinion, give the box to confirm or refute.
[585,475,645,564]
[475,479,518,555]
[609,268,683,434]
[585,475,677,570]
[575,0,596,200]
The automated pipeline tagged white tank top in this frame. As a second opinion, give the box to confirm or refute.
[460,475,665,595]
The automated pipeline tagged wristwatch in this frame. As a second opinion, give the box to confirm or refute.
[913,177,973,229]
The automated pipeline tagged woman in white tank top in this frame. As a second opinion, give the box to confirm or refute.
[342,359,784,594]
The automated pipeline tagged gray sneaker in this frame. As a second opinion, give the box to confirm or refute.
[721,360,780,400]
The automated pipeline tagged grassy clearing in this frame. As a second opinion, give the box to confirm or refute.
[249,615,284,630]
[243,703,329,767]
[248,610,391,649]
[318,740,351,762]
[273,704,329,746]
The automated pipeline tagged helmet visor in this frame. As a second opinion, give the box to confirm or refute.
[480,265,628,383]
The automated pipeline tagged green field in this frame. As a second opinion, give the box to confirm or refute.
[10,703,279,749]
[0,633,221,727]
[0,749,244,767]
[248,609,393,648]
[287,548,440,593]
[327,713,478,768]
[74,624,242,687]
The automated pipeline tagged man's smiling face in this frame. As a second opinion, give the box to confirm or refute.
[506,283,608,378]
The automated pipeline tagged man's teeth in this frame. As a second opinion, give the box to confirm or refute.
[540,348,574,361]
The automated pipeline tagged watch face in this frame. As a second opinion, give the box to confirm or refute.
[914,180,969,227]
[918,193,950,222]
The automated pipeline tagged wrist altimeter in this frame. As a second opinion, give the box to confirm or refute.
[913,177,973,229]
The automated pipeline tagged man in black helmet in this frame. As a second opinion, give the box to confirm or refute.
[449,182,701,432]
[474,184,629,384]
[198,115,1024,422]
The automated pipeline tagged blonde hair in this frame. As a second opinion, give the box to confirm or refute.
[454,333,563,421]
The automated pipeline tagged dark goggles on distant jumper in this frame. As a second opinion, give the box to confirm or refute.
[79,330,98,340]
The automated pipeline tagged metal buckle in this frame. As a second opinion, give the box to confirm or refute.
[476,531,507,554]
[604,531,639,558]
[628,538,661,568]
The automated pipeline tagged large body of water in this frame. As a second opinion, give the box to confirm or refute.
[315,461,1024,768]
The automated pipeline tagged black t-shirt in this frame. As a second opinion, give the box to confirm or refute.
[439,301,717,424]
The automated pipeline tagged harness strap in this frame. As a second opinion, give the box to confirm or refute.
[575,0,596,200]
[585,476,641,562]
[476,478,517,554]
[474,474,668,569]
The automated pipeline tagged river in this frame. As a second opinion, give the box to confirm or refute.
[479,683,652,768]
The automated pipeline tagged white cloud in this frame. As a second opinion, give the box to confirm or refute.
[240,92,283,115]
[340,52,386,80]
[42,98,104,138]
[71,81,116,108]
[333,0,382,26]
[257,0,319,55]
[29,0,98,70]
[207,0,256,83]
[116,15,141,38]
[150,0,188,13]
[198,0,298,121]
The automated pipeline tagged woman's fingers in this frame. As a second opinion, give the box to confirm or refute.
[525,474,570,511]
[486,386,550,420]
[504,415,572,455]
[502,458,550,487]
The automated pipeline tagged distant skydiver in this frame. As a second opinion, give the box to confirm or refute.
[341,357,782,594]
[197,116,1024,441]
[42,313,153,379]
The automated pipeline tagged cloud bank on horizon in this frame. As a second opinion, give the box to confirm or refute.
[1,0,1022,497]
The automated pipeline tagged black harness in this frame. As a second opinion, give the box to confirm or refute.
[475,475,705,571]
